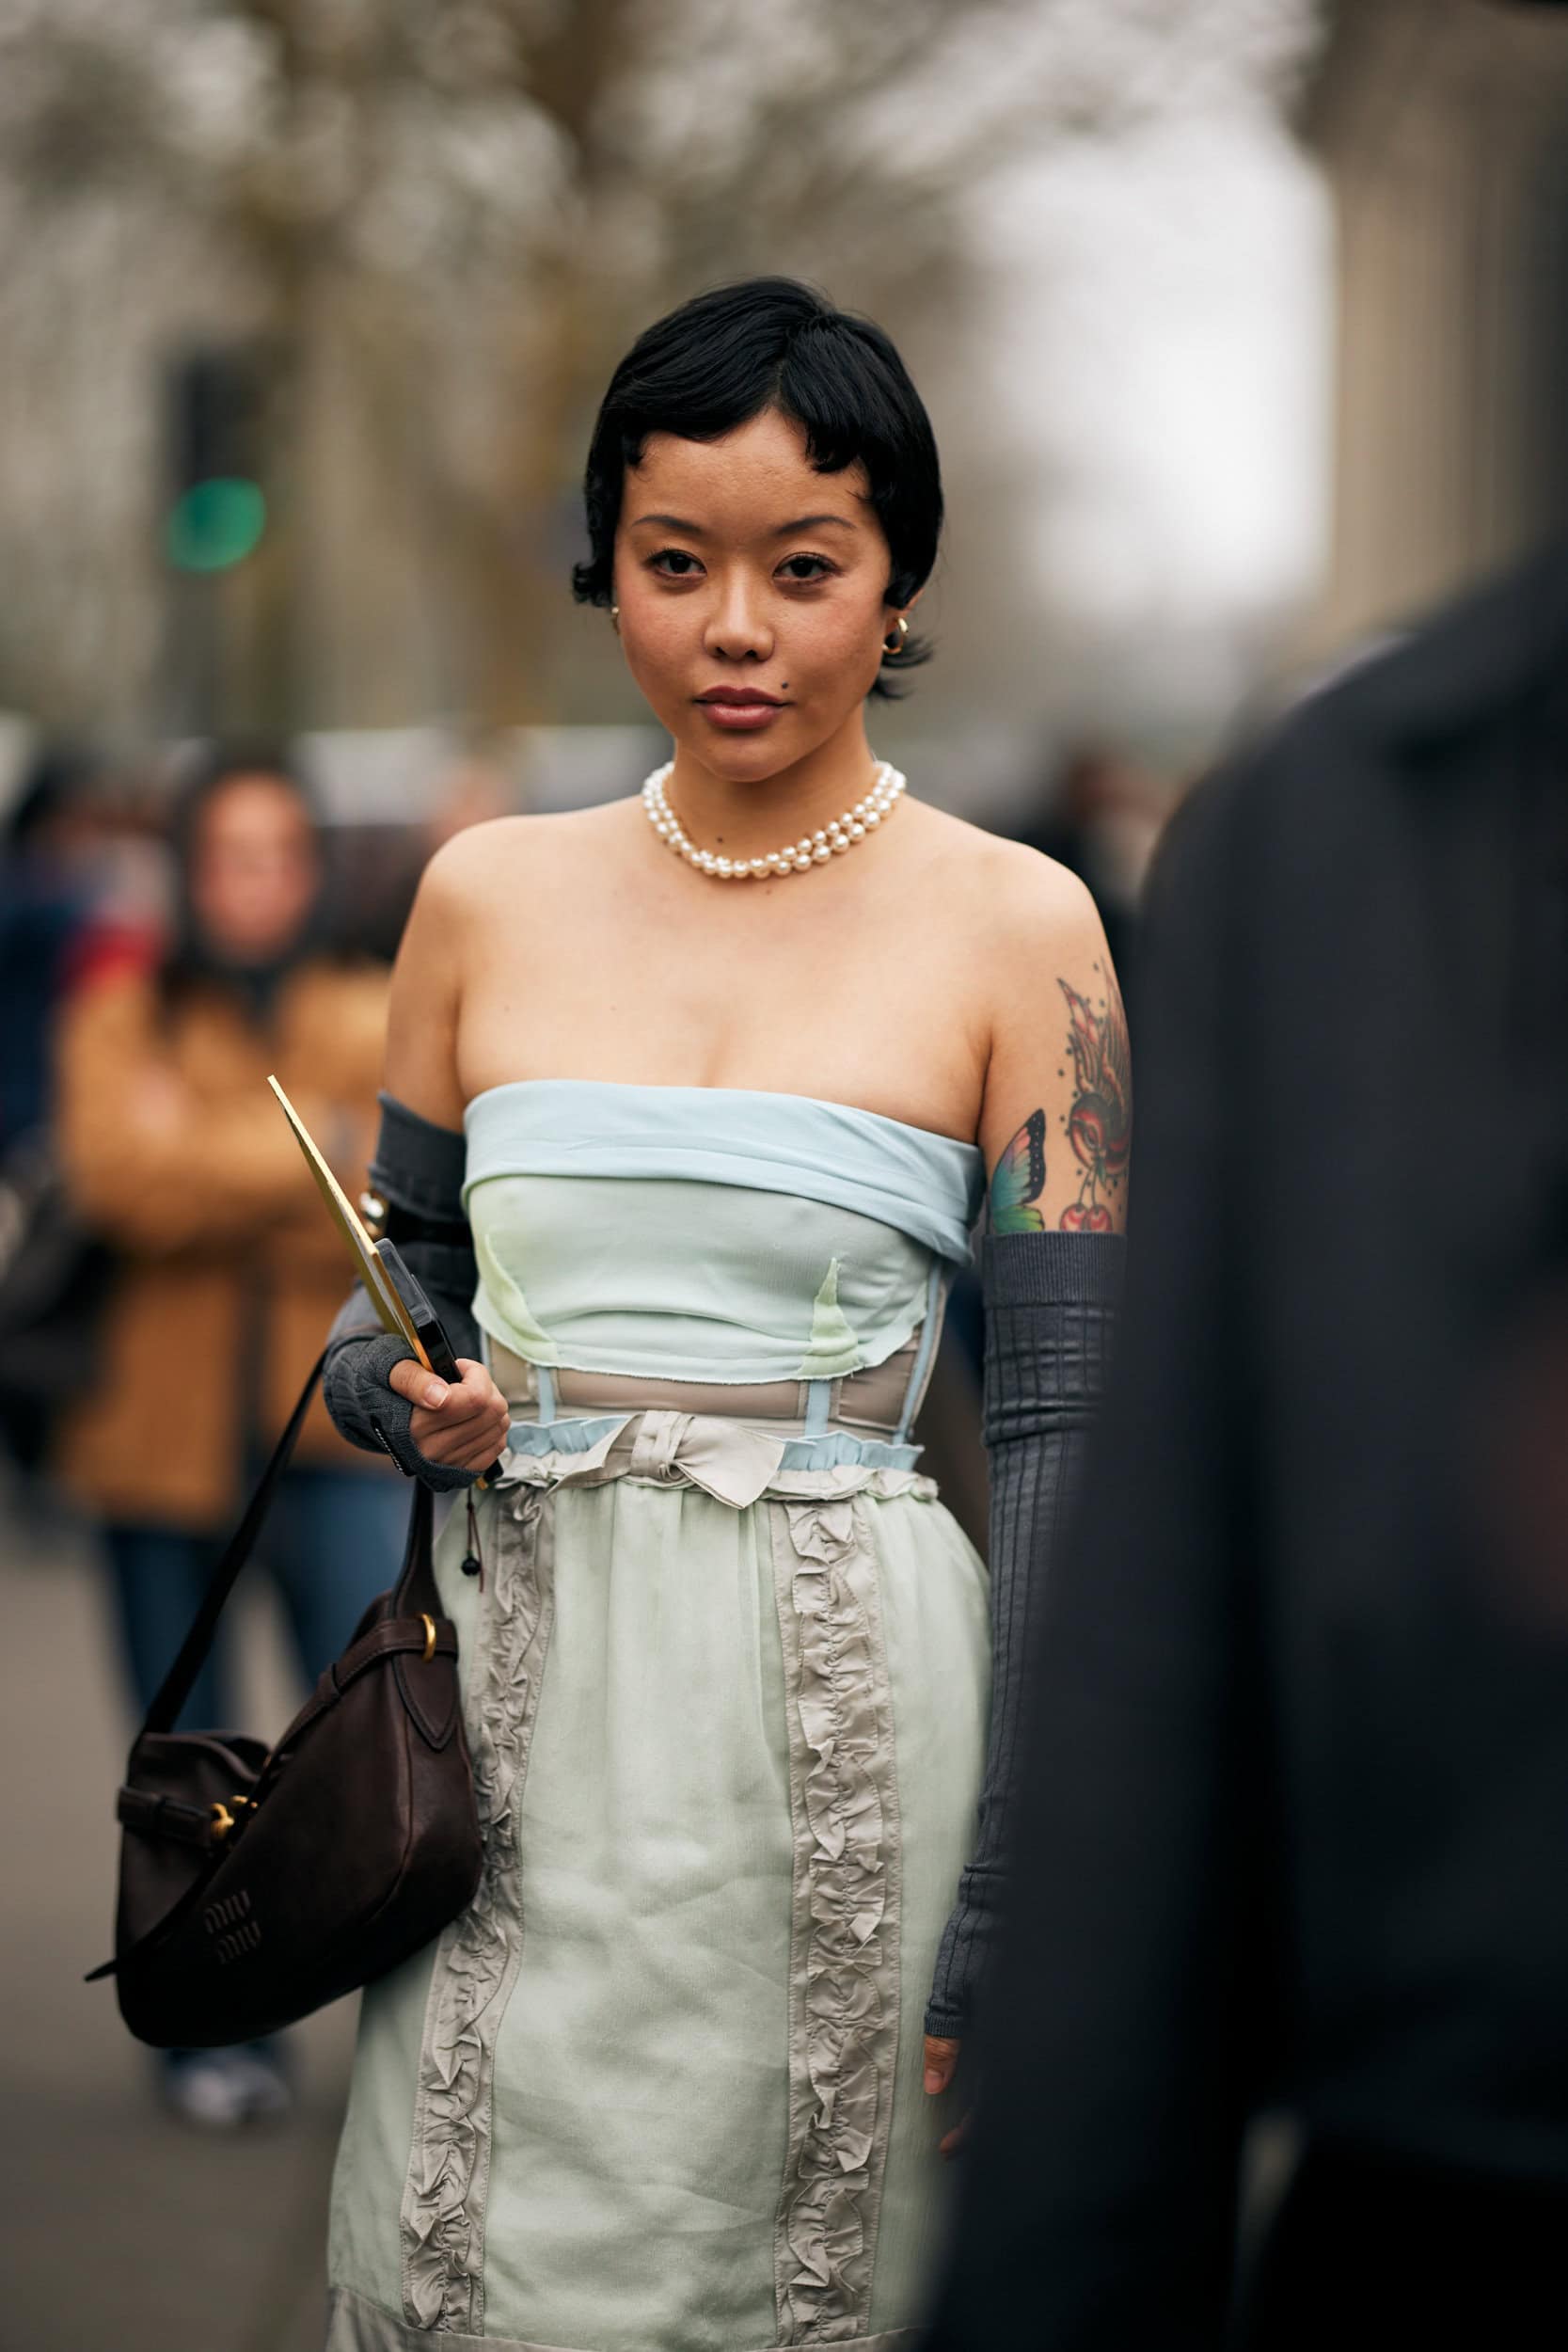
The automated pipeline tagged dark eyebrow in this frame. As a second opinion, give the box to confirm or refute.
[626,511,861,536]
[771,514,859,535]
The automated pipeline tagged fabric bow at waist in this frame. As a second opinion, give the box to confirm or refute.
[498,1406,932,1511]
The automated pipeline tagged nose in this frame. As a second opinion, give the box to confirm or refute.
[704,569,774,664]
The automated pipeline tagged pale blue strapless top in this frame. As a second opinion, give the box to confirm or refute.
[463,1081,984,1389]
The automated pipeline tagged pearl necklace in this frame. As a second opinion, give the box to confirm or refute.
[641,758,906,880]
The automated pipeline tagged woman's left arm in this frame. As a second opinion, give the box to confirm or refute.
[924,860,1131,2130]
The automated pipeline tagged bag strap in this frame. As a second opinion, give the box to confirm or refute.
[141,1351,328,1736]
[390,1478,437,1617]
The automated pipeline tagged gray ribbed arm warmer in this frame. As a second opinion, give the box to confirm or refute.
[925,1230,1124,2037]
[322,1092,484,1493]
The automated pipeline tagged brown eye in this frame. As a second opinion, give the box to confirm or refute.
[650,548,701,577]
[779,554,832,582]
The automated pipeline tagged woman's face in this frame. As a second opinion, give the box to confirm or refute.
[189,774,321,964]
[612,407,904,782]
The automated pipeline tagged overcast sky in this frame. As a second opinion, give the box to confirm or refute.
[974,59,1332,730]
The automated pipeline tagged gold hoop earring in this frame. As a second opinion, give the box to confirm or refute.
[882,614,910,658]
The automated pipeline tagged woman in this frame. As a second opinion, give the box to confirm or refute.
[55,743,407,2127]
[323,278,1128,2351]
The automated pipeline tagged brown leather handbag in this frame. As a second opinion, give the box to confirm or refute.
[89,1355,483,2048]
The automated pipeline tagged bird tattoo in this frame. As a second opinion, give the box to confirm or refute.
[1057,974,1132,1232]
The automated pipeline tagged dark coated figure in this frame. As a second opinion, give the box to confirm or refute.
[924,543,1568,2350]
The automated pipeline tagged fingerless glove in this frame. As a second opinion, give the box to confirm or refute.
[322,1092,484,1493]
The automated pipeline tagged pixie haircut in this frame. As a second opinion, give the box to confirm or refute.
[572,278,942,696]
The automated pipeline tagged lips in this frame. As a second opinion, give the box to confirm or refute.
[696,688,786,731]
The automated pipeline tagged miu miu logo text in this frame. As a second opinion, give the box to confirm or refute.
[203,1885,262,1965]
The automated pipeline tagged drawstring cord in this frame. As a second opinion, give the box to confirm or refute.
[461,1488,484,1587]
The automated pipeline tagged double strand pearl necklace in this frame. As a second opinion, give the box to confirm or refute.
[641,758,906,880]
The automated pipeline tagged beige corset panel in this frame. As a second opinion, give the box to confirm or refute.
[486,1331,925,1440]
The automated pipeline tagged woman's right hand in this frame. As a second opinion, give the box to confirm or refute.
[388,1357,510,1471]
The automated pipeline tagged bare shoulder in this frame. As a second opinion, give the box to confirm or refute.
[417,805,616,909]
[394,814,562,1007]
[904,799,1105,968]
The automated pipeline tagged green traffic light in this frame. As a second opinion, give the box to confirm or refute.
[166,477,267,572]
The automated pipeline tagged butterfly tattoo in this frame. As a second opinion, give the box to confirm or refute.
[990,1106,1048,1232]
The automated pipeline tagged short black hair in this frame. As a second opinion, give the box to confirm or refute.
[573,278,942,696]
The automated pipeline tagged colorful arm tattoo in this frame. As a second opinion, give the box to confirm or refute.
[1057,964,1132,1232]
[990,1106,1048,1232]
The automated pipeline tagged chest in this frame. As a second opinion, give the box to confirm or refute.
[457,852,990,1138]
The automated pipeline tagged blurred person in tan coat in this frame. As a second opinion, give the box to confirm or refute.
[54,742,406,2128]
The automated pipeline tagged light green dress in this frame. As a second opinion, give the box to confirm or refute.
[326,1083,990,2352]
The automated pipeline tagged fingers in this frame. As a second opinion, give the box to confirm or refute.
[923,2034,960,2098]
[388,1356,452,1411]
[408,1400,510,1470]
[389,1354,510,1468]
[426,1367,501,1428]
[923,2035,969,2158]
[388,1356,499,1418]
[424,1426,505,1472]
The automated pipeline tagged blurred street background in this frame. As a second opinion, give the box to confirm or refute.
[8,0,1568,2344]
[0,1488,353,2350]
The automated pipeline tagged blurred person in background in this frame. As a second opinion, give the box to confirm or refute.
[52,741,405,2131]
[315,277,1125,2352]
[0,741,110,1150]
[0,743,121,1483]
[0,744,166,1491]
[924,543,1568,2349]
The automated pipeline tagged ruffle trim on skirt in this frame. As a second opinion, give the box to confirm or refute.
[400,1486,556,2335]
[326,2283,924,2351]
[769,1496,902,2344]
